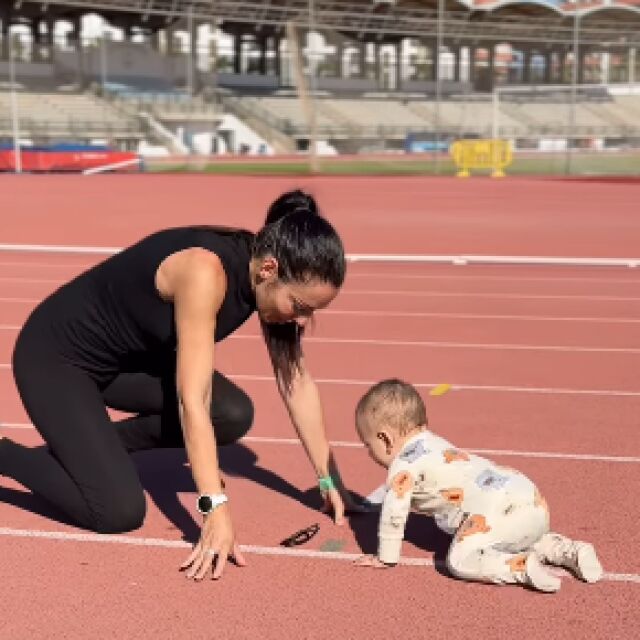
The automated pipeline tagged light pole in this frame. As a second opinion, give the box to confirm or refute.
[308,0,318,164]
[9,32,22,174]
[565,9,580,175]
[99,29,108,91]
[186,3,195,95]
[434,0,444,174]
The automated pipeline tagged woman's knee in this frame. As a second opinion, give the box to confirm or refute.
[91,488,147,534]
[11,327,35,387]
[214,392,254,446]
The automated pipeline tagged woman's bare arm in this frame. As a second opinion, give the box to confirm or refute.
[278,362,359,523]
[279,363,331,477]
[161,247,226,494]
[159,247,245,579]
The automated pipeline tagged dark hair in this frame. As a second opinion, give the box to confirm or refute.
[255,190,346,391]
[264,189,318,225]
[356,379,427,435]
[254,190,345,288]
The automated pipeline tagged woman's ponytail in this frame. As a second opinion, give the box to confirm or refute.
[255,190,345,392]
[264,189,318,226]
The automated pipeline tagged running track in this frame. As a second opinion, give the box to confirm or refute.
[0,175,638,639]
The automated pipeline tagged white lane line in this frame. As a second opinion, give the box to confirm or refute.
[1,295,640,325]
[2,273,640,287]
[344,290,640,302]
[241,437,640,464]
[0,262,636,284]
[465,448,640,463]
[0,260,92,269]
[0,277,62,284]
[0,297,40,304]
[2,290,640,304]
[347,272,640,285]
[229,374,640,397]
[1,326,637,354]
[240,437,640,463]
[228,334,640,354]
[3,311,640,328]
[347,254,640,269]
[322,310,640,324]
[2,244,639,269]
[0,526,412,564]
[2,424,639,463]
[0,270,629,285]
[0,244,121,255]
[0,527,636,583]
[603,573,640,584]
[1,270,638,290]
[0,366,638,397]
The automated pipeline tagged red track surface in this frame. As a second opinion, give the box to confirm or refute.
[0,176,638,639]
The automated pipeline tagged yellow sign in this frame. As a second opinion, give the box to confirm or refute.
[449,139,512,178]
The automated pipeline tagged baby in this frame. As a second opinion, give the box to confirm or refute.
[354,378,603,592]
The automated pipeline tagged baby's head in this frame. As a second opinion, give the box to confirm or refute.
[355,379,427,468]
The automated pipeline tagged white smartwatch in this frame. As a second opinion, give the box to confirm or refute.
[196,493,228,515]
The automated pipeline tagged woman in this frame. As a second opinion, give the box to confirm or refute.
[0,190,355,581]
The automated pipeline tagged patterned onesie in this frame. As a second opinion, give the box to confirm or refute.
[378,430,552,585]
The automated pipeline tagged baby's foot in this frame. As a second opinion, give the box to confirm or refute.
[535,533,603,583]
[574,543,603,583]
[524,554,561,593]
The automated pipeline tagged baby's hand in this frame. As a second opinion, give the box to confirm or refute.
[354,554,393,569]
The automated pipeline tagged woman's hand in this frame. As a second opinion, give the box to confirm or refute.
[321,484,369,526]
[180,503,247,580]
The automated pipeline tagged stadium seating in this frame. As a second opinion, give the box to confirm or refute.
[0,90,142,144]
[248,94,640,140]
[2,86,639,154]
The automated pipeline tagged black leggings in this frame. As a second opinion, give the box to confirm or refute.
[0,330,253,534]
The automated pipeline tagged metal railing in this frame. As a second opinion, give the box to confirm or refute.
[0,116,143,137]
[103,90,220,117]
[16,1,640,47]
[217,93,640,140]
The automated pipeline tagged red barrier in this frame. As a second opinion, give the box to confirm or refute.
[0,150,140,173]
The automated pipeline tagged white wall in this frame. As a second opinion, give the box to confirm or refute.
[215,113,274,155]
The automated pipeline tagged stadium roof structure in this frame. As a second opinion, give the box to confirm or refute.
[13,1,640,46]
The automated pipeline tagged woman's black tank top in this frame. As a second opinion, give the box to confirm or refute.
[24,227,256,381]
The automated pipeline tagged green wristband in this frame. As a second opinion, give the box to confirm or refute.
[318,475,336,492]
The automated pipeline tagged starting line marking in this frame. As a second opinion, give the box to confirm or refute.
[0,527,636,584]
[2,424,639,463]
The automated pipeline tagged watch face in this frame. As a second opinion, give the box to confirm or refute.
[197,495,213,514]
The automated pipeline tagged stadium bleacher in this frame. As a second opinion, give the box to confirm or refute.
[0,90,142,145]
[245,93,640,141]
[1,0,639,156]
